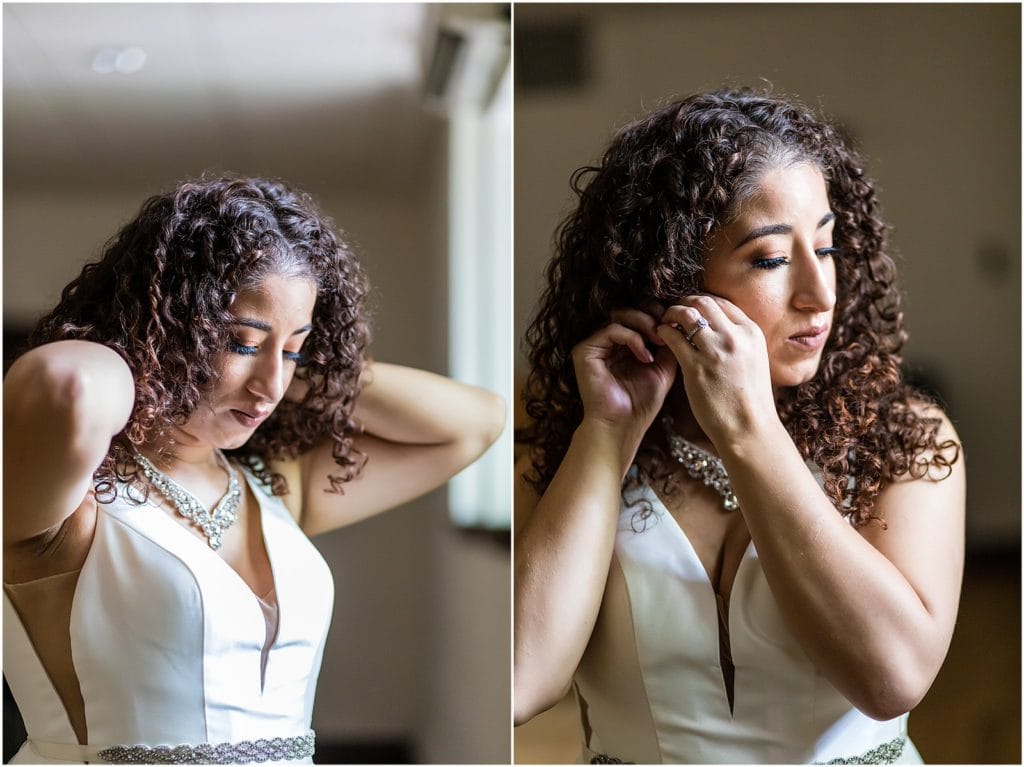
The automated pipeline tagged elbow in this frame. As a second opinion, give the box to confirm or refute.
[848,656,936,722]
[513,636,574,727]
[6,347,128,456]
[855,692,917,723]
[458,391,507,462]
[7,351,83,427]
[514,672,570,727]
[61,366,118,445]
[480,390,507,447]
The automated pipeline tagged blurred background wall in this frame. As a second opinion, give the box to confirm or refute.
[512,3,1019,764]
[4,3,510,763]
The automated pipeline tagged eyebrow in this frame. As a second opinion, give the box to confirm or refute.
[734,212,835,250]
[232,318,313,336]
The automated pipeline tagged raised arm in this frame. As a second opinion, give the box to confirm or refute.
[3,341,135,575]
[659,296,965,721]
[514,310,677,725]
[290,362,505,537]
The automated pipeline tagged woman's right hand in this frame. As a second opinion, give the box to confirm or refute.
[516,309,676,723]
[572,307,678,439]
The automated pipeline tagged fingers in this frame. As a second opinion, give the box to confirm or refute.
[658,296,727,355]
[661,304,712,336]
[655,321,693,355]
[584,323,654,364]
[700,294,749,325]
[670,295,730,330]
[609,307,667,347]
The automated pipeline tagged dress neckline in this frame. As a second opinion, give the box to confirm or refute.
[643,481,754,606]
[146,463,279,609]
[639,481,754,716]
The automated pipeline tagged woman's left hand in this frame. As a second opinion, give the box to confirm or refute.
[656,295,778,446]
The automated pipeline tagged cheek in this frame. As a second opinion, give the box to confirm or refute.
[206,358,250,402]
[702,270,787,336]
[726,287,784,335]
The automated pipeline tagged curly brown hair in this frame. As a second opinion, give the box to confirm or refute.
[28,175,371,501]
[520,88,959,526]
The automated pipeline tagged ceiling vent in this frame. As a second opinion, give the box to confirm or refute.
[423,17,509,114]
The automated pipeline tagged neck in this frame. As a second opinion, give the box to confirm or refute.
[138,435,221,474]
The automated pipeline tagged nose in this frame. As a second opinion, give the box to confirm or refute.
[792,246,836,313]
[247,352,287,403]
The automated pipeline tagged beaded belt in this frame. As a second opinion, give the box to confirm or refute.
[586,735,907,765]
[818,735,906,765]
[30,730,315,764]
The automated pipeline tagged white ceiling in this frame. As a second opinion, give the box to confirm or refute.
[3,3,485,196]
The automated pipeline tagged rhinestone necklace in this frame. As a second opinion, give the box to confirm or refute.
[133,448,242,550]
[661,416,739,511]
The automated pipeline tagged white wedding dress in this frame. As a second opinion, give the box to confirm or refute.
[3,464,334,765]
[572,473,923,764]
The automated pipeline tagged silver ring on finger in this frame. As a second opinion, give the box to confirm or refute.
[685,316,709,347]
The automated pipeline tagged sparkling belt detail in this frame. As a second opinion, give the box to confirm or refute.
[30,730,315,764]
[818,735,907,765]
[586,734,907,765]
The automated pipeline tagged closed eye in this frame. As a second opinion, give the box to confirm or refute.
[752,256,787,270]
[228,339,258,356]
[228,339,306,364]
[754,246,841,271]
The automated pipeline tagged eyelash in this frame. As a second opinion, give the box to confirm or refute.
[228,339,306,363]
[752,247,842,271]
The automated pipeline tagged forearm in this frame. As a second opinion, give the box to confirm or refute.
[354,362,504,447]
[514,419,638,724]
[720,420,948,719]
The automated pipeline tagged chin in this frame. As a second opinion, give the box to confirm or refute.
[771,362,823,389]
[215,430,256,451]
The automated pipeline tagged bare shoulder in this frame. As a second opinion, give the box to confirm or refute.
[893,400,963,484]
[858,401,965,594]
[868,400,964,519]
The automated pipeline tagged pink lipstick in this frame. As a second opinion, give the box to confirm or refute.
[230,409,269,428]
[788,326,829,351]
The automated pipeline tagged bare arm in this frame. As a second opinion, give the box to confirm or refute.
[720,410,964,720]
[514,310,677,724]
[3,341,135,557]
[287,362,506,536]
[659,296,965,720]
[514,422,635,725]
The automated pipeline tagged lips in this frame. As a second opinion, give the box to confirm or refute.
[229,407,272,428]
[787,325,830,351]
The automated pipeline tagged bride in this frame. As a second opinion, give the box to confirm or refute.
[514,89,964,764]
[4,176,505,764]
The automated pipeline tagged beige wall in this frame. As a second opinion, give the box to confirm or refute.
[514,3,1020,547]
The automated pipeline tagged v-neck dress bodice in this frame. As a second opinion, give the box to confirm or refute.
[572,474,922,764]
[4,466,334,764]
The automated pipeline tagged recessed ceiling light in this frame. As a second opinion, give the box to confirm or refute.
[92,46,147,75]
[116,47,147,74]
[91,47,119,74]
